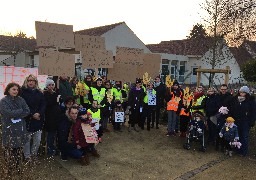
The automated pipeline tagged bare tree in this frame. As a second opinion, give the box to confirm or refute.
[200,0,256,85]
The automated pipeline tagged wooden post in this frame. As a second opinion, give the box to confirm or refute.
[224,66,230,85]
[197,66,201,87]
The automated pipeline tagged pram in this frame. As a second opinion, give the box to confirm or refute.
[183,111,207,152]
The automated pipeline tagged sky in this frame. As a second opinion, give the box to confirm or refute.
[0,0,206,44]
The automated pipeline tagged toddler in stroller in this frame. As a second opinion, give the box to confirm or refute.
[183,111,207,152]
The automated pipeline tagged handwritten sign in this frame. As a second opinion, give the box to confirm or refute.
[81,124,98,144]
[115,112,124,122]
[81,49,114,68]
[35,21,75,48]
[38,48,75,76]
[148,93,156,105]
[138,53,161,78]
[75,34,105,51]
[115,47,144,65]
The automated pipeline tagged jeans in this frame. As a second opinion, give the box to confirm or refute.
[24,130,42,158]
[47,131,56,156]
[167,110,177,132]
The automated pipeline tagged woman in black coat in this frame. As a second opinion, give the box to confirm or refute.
[44,79,62,156]
[229,86,256,156]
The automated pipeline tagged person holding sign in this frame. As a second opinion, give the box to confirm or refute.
[0,83,30,174]
[112,100,125,132]
[142,80,156,131]
[73,108,99,166]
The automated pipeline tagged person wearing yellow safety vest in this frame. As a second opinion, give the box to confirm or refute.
[142,80,156,131]
[87,100,103,142]
[127,78,146,132]
[88,78,108,133]
[78,75,93,109]
[191,86,205,114]
[112,81,127,107]
[165,80,183,136]
[179,95,193,137]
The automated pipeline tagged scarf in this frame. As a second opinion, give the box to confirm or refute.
[237,96,245,103]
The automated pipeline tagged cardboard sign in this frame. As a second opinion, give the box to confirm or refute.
[38,48,75,76]
[81,124,98,144]
[148,93,156,105]
[75,34,105,51]
[138,53,161,78]
[81,49,114,68]
[115,112,124,122]
[35,21,75,48]
[115,47,144,65]
[107,63,138,82]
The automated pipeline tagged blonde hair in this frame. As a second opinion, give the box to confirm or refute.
[22,74,39,89]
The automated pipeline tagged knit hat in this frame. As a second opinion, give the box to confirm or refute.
[87,111,92,116]
[226,117,235,123]
[115,100,122,106]
[136,78,142,84]
[78,108,87,116]
[45,79,55,87]
[172,80,179,86]
[193,111,204,118]
[239,86,250,94]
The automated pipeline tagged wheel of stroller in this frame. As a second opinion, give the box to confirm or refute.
[183,143,191,150]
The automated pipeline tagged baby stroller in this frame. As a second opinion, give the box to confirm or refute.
[183,111,207,152]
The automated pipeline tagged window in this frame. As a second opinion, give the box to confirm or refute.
[161,59,170,82]
[179,61,186,82]
[192,67,198,75]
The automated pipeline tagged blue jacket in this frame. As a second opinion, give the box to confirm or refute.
[20,87,46,132]
[220,123,239,142]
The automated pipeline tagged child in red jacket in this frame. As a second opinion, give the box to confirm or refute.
[73,108,100,166]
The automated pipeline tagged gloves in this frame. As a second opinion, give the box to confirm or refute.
[219,132,223,138]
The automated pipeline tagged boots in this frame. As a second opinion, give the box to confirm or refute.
[91,150,100,158]
[134,124,139,132]
[78,156,89,166]
[128,124,132,132]
[83,155,90,165]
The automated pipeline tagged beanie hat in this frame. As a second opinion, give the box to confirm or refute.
[78,108,87,116]
[226,117,235,123]
[115,100,122,106]
[45,79,55,88]
[136,78,142,84]
[193,111,204,118]
[172,80,179,86]
[239,86,250,94]
[87,111,92,116]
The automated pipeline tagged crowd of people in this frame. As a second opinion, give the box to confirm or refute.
[0,73,255,174]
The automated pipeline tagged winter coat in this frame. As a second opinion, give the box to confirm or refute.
[73,118,89,148]
[0,96,30,148]
[219,92,232,109]
[204,94,221,117]
[128,87,146,110]
[59,80,73,102]
[44,91,62,132]
[229,95,256,127]
[20,87,46,132]
[220,123,239,142]
[154,83,166,108]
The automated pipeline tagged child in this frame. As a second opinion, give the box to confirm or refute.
[219,117,240,157]
[87,100,103,142]
[112,100,124,132]
[73,108,100,166]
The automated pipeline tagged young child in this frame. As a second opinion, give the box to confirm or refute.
[112,100,124,132]
[87,100,103,142]
[219,117,240,157]
[73,108,100,166]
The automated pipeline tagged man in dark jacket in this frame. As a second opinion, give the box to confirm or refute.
[152,76,166,129]
[127,78,146,132]
[59,76,73,103]
[219,84,232,109]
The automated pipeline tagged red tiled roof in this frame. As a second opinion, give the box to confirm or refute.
[75,22,125,36]
[0,35,37,52]
[146,38,214,56]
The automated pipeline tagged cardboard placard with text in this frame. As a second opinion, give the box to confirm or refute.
[115,47,144,65]
[81,124,98,144]
[39,48,75,76]
[35,21,75,48]
[75,34,105,51]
